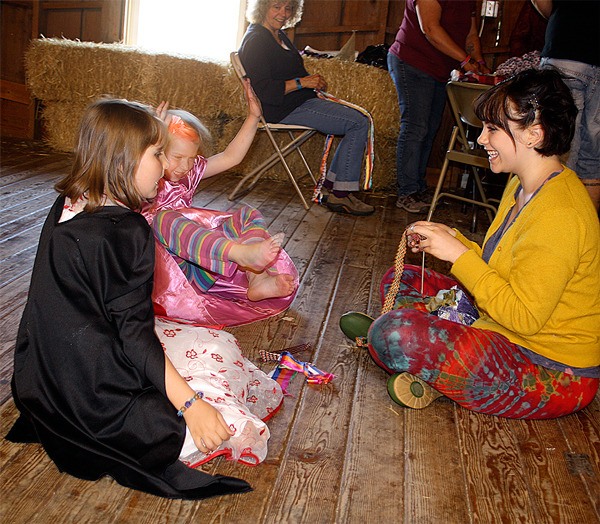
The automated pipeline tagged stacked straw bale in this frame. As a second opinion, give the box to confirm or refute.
[25,38,400,190]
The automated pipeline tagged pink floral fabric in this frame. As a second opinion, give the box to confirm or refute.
[155,318,283,467]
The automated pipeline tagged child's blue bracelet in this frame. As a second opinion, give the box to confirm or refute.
[177,391,203,417]
[295,77,302,90]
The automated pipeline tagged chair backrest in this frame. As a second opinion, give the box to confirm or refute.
[230,51,247,83]
[446,81,491,128]
[231,51,268,125]
[446,81,492,150]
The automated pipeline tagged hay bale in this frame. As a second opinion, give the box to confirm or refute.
[40,101,89,152]
[153,54,231,120]
[25,39,399,188]
[26,39,158,103]
[220,67,247,119]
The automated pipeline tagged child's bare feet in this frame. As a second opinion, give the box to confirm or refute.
[229,233,284,272]
[247,271,296,302]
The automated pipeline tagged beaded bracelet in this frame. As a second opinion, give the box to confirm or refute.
[177,391,203,417]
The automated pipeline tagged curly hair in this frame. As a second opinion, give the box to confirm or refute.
[474,68,577,157]
[246,0,304,28]
[55,98,167,212]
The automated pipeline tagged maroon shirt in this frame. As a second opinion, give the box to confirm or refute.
[389,0,475,82]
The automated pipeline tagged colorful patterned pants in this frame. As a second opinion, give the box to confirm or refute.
[368,265,599,419]
[153,206,270,291]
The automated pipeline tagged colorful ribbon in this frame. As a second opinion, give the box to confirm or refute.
[264,351,335,393]
[312,90,375,203]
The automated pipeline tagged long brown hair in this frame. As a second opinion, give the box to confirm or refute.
[55,98,167,212]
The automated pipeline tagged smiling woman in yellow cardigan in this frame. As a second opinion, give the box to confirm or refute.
[367,69,599,419]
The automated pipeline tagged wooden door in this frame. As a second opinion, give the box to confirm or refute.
[1,0,125,139]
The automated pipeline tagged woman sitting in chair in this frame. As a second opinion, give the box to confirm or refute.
[367,69,600,419]
[238,0,374,217]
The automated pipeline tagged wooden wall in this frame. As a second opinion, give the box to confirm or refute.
[0,0,125,139]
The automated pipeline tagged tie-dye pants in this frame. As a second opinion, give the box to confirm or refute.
[368,265,598,419]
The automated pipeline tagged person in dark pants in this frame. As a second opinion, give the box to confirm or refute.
[389,0,489,213]
[532,0,600,212]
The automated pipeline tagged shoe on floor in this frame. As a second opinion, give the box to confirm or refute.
[326,194,375,216]
[415,187,435,204]
[387,372,443,409]
[339,311,375,341]
[395,194,430,213]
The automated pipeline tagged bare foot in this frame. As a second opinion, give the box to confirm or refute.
[229,233,284,272]
[247,271,296,302]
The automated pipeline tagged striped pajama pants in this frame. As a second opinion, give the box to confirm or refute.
[153,206,270,291]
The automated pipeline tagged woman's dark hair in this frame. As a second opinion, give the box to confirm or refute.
[474,68,577,156]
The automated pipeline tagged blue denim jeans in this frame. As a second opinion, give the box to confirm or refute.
[280,98,369,192]
[387,53,447,196]
[541,58,600,180]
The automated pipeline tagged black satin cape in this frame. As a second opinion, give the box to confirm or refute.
[6,197,251,499]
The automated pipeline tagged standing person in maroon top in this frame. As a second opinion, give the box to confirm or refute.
[389,0,489,213]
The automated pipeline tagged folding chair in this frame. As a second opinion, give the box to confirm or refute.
[228,52,318,210]
[427,81,504,226]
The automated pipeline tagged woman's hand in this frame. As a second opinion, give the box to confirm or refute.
[184,398,234,454]
[478,62,492,74]
[243,78,262,119]
[301,74,328,91]
[407,221,468,264]
[462,58,480,74]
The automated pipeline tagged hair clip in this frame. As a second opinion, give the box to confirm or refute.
[528,95,539,111]
[168,115,200,141]
[168,115,186,133]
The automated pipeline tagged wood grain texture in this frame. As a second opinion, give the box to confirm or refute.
[0,138,598,524]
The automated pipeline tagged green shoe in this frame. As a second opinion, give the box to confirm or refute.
[387,373,443,409]
[339,311,375,343]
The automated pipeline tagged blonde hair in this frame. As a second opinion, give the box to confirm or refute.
[167,109,212,157]
[246,0,304,28]
[55,98,167,212]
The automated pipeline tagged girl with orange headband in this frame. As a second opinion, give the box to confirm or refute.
[141,79,298,326]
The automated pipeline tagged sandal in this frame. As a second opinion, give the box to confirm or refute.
[387,372,443,409]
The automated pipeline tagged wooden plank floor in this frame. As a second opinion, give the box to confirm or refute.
[1,138,599,524]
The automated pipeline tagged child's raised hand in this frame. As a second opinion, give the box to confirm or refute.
[184,398,234,454]
[155,101,172,125]
[243,78,262,119]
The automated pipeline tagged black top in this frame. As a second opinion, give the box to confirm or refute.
[7,196,250,499]
[542,0,600,66]
[239,23,317,123]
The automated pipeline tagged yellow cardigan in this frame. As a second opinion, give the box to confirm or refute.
[452,168,600,368]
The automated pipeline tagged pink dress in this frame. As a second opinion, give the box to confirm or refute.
[141,157,298,327]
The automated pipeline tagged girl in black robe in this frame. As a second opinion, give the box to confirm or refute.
[6,98,251,499]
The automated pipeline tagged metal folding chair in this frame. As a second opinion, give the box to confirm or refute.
[228,52,318,210]
[427,81,504,225]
